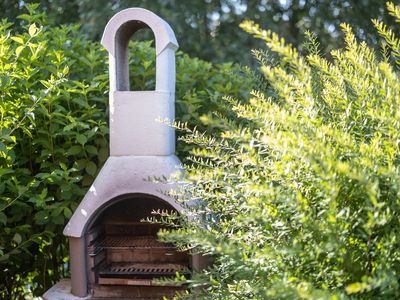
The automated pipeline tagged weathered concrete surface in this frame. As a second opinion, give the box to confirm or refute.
[63,155,182,238]
[43,279,90,300]
[103,8,179,156]
[55,7,183,298]
[109,91,175,156]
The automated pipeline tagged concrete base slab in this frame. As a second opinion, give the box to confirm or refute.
[43,279,156,299]
[43,279,90,300]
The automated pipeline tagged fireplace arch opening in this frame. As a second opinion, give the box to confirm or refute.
[85,193,190,298]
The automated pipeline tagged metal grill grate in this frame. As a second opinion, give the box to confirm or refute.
[90,235,174,252]
[99,262,188,278]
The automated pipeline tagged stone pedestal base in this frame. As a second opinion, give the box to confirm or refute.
[43,279,90,300]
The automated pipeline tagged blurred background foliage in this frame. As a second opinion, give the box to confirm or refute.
[1,0,399,65]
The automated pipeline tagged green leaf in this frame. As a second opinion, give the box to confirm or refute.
[85,145,98,155]
[0,168,13,177]
[13,233,22,245]
[85,161,97,176]
[11,36,24,44]
[17,14,32,21]
[15,45,24,56]
[40,80,51,88]
[75,159,87,171]
[68,145,82,155]
[34,211,48,225]
[98,147,109,162]
[82,175,94,186]
[59,162,68,171]
[29,23,37,37]
[63,207,72,219]
[0,212,7,225]
[76,134,87,145]
[52,214,64,225]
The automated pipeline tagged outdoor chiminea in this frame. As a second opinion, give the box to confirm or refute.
[44,8,205,300]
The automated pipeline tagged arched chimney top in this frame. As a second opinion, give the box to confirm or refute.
[101,7,179,56]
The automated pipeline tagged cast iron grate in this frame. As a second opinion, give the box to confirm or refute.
[89,235,175,254]
[99,262,188,278]
[97,262,189,286]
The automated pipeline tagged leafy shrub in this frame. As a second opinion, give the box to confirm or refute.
[159,2,400,299]
[0,5,253,298]
[0,5,108,298]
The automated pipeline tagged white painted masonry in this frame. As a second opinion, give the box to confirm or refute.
[55,8,184,298]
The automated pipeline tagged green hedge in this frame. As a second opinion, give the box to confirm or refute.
[0,4,253,298]
[159,2,400,299]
